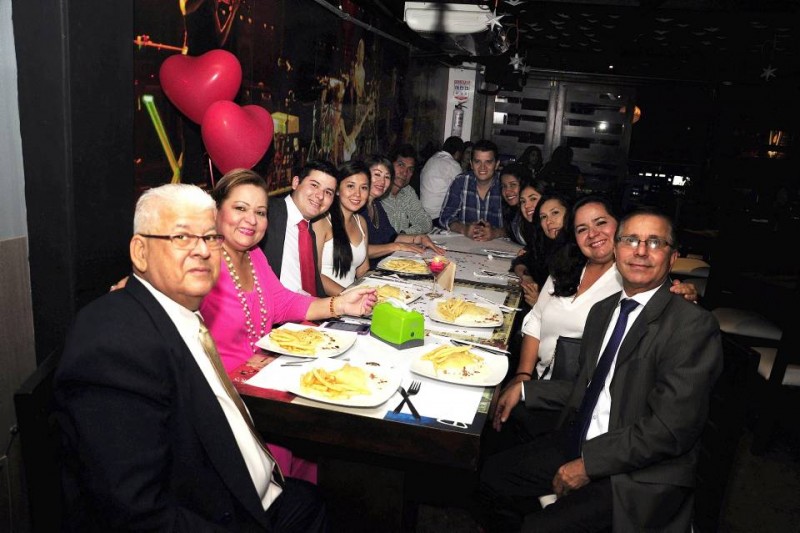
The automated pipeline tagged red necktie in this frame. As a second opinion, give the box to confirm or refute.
[297,220,317,296]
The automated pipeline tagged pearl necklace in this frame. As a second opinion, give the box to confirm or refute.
[222,249,268,353]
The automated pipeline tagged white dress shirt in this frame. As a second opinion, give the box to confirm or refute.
[135,275,282,509]
[420,150,463,219]
[278,195,308,294]
[584,286,657,441]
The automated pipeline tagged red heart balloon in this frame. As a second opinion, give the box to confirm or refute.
[159,49,242,124]
[201,101,274,174]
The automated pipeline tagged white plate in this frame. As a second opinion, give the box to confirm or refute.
[410,343,508,387]
[255,323,357,359]
[376,256,430,275]
[427,297,504,328]
[357,280,424,305]
[288,359,400,407]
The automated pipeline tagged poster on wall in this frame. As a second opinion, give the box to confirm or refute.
[133,0,411,194]
[453,78,470,104]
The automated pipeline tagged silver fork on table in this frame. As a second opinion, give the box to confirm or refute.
[392,380,422,416]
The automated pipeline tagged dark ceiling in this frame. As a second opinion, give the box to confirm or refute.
[353,0,799,85]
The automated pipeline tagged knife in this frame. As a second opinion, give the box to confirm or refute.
[471,292,522,312]
[428,334,511,355]
[394,386,421,419]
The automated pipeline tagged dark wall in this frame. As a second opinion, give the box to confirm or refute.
[629,83,715,166]
[13,0,134,363]
[134,0,413,190]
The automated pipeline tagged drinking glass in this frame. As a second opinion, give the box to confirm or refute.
[425,256,448,298]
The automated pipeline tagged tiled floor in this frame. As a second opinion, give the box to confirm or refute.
[415,426,800,532]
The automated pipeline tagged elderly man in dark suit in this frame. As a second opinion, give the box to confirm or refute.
[478,207,723,532]
[55,183,327,531]
[261,160,337,297]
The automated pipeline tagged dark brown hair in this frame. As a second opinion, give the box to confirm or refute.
[211,168,269,208]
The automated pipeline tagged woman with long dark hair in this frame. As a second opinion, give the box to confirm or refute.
[314,160,371,295]
[512,191,571,306]
[499,163,533,245]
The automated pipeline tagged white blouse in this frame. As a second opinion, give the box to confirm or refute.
[320,214,367,289]
[521,263,623,379]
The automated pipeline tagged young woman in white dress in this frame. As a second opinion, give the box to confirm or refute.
[314,160,371,295]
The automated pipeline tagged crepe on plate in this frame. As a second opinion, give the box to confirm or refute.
[436,298,491,322]
[376,284,403,302]
[299,364,371,399]
[269,327,329,355]
[382,258,428,274]
[421,345,485,377]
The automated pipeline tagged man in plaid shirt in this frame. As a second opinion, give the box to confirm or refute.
[438,139,505,241]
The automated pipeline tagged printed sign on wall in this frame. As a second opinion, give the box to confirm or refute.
[453,78,471,103]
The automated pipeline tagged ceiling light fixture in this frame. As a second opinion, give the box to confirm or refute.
[404,2,493,34]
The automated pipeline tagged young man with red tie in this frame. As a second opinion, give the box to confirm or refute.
[261,160,338,296]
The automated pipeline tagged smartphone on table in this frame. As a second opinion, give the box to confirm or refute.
[320,320,371,335]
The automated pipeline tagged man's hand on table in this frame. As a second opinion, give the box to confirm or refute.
[465,220,504,241]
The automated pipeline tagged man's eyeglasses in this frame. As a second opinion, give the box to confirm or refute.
[616,235,673,250]
[140,233,225,250]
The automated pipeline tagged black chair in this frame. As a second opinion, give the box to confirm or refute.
[700,222,783,350]
[13,349,62,533]
[750,324,800,455]
[693,333,759,532]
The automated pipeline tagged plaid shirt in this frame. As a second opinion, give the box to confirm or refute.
[380,185,433,234]
[438,171,504,230]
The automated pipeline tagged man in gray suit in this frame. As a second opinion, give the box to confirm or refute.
[478,207,723,532]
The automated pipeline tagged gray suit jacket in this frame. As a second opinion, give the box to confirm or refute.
[260,195,326,297]
[525,281,723,532]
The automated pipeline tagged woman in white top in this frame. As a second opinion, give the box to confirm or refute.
[314,160,370,295]
[492,196,698,435]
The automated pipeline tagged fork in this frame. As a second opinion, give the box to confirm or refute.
[392,380,422,415]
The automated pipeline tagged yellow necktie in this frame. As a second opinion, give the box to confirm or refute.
[198,316,285,486]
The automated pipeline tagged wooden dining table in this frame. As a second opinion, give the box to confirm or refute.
[232,236,524,531]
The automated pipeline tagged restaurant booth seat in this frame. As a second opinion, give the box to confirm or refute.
[13,349,63,533]
[711,307,782,348]
[670,256,711,298]
[670,256,710,279]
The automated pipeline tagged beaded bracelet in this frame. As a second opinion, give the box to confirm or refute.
[329,296,339,317]
[515,371,533,379]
